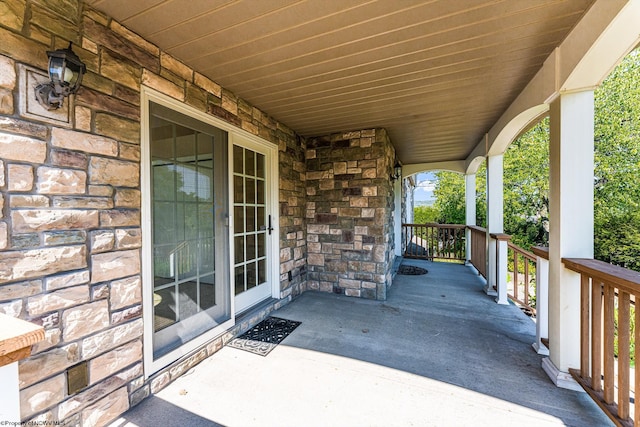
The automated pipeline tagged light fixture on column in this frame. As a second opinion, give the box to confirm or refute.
[390,161,402,182]
[35,42,86,110]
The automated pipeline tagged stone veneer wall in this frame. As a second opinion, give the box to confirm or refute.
[0,1,306,425]
[305,129,396,300]
[278,132,308,297]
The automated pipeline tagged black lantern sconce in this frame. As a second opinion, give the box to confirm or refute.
[35,42,86,110]
[390,161,402,182]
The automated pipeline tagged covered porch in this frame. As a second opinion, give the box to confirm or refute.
[112,260,611,427]
[2,0,640,425]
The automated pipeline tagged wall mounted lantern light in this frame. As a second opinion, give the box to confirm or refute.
[35,42,86,110]
[390,161,402,182]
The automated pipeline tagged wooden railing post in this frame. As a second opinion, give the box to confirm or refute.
[0,314,45,422]
[532,246,549,355]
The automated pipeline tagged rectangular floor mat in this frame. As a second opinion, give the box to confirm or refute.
[226,316,301,356]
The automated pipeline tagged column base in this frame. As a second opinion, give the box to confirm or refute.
[483,284,497,296]
[495,296,509,305]
[542,357,583,392]
[532,341,549,356]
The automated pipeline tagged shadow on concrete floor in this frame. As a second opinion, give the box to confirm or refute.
[113,260,612,427]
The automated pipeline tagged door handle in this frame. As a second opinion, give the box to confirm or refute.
[268,215,274,235]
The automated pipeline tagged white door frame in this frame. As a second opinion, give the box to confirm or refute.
[229,133,279,314]
[141,87,279,376]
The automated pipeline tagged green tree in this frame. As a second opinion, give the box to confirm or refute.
[503,119,549,250]
[430,167,486,226]
[594,48,640,270]
[432,171,465,224]
[413,205,439,223]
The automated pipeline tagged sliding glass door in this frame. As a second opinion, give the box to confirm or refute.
[149,102,230,359]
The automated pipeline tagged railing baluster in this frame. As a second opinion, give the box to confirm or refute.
[603,283,615,404]
[426,225,430,258]
[592,280,603,392]
[513,250,519,303]
[524,258,530,307]
[412,224,416,258]
[580,273,589,379]
[444,228,448,258]
[618,290,630,419]
[430,225,435,259]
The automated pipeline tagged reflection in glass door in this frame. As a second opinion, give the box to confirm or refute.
[150,102,230,359]
[233,144,270,313]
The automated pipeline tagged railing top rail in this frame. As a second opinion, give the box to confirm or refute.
[0,313,45,364]
[507,241,537,261]
[489,232,511,241]
[531,246,549,260]
[563,257,640,293]
[402,223,466,229]
[467,225,487,233]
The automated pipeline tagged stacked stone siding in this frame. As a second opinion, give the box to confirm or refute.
[305,129,396,300]
[0,1,306,425]
[278,129,308,297]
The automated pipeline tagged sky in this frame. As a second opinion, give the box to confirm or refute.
[414,172,436,203]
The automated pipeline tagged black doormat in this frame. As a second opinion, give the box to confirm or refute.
[226,317,301,356]
[397,265,428,275]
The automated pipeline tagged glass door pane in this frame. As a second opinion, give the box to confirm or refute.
[233,143,271,313]
[150,102,230,359]
[233,146,267,296]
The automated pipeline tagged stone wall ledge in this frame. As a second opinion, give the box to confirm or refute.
[0,314,45,367]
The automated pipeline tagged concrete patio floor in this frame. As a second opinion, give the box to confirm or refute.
[111,260,612,427]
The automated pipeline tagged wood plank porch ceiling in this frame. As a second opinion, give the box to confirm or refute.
[87,0,595,166]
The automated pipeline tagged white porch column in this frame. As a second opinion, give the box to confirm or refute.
[394,177,402,257]
[464,174,476,264]
[485,154,508,304]
[543,90,594,390]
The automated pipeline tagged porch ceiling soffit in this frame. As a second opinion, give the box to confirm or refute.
[466,0,640,172]
[85,0,598,168]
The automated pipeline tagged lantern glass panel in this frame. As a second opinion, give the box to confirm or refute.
[48,57,66,83]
